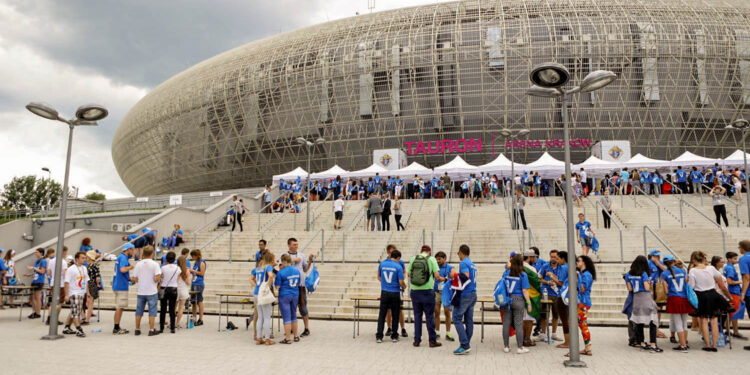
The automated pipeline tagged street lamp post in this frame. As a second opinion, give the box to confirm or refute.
[26,102,108,340]
[727,118,750,226]
[41,167,51,211]
[297,137,326,231]
[526,64,616,367]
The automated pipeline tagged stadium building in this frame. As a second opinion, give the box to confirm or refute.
[112,0,750,195]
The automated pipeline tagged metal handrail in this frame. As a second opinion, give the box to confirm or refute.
[340,205,366,263]
[300,228,325,264]
[594,200,625,265]
[663,180,684,198]
[193,210,230,247]
[678,199,727,257]
[528,226,537,248]
[412,228,426,258]
[632,185,662,228]
[643,225,685,264]
[103,229,158,258]
[198,227,232,262]
[720,194,742,227]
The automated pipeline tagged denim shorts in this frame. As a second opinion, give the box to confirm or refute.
[136,294,158,317]
[581,236,593,247]
[191,284,205,303]
[279,294,299,324]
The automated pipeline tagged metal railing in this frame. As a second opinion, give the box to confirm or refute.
[193,211,230,247]
[643,225,685,264]
[678,199,727,257]
[300,228,326,264]
[594,200,625,265]
[340,206,366,263]
[308,193,333,230]
[528,226,537,248]
[412,228,426,258]
[257,200,276,231]
[198,227,233,262]
[721,196,742,227]
[632,185,662,228]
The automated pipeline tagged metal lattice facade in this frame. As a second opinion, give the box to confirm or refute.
[113,0,750,195]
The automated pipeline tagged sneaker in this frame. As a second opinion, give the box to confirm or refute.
[148,330,160,336]
[551,334,562,341]
[401,329,408,338]
[113,328,129,335]
[453,347,469,355]
[376,338,383,343]
[445,333,455,342]
[534,333,547,342]
[301,329,310,337]
[135,329,141,336]
[75,330,86,338]
[195,320,203,326]
[62,327,76,335]
[385,328,393,337]
[648,346,663,353]
[517,347,530,354]
[669,336,677,344]
[680,346,688,353]
[391,337,399,343]
[171,329,176,334]
[503,347,510,353]
[28,313,40,319]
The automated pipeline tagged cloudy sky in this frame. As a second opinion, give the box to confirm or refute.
[0,0,449,198]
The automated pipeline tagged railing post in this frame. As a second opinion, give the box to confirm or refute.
[643,225,647,256]
[431,231,434,250]
[657,206,661,229]
[321,229,325,264]
[619,229,624,266]
[679,202,684,228]
[228,229,233,264]
[422,228,425,247]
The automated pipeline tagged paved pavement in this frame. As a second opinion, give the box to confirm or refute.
[0,308,747,374]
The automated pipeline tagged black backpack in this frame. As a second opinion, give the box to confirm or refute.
[410,255,431,286]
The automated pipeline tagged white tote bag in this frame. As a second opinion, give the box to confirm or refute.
[257,280,276,305]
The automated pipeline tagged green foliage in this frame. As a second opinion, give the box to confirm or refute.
[0,175,62,210]
[84,192,106,201]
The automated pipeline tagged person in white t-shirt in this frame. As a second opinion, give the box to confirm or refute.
[132,246,162,336]
[46,246,68,325]
[333,194,345,230]
[62,251,90,337]
[159,251,181,334]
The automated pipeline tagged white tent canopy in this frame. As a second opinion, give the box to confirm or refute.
[476,153,527,176]
[433,155,478,177]
[670,151,721,168]
[524,152,570,178]
[722,149,750,167]
[345,163,390,178]
[622,153,670,169]
[573,156,622,177]
[392,162,433,178]
[272,166,308,182]
[310,164,349,180]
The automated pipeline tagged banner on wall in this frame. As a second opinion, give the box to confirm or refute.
[591,141,631,162]
[373,149,407,170]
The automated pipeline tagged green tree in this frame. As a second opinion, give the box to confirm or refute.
[0,175,62,210]
[84,192,106,201]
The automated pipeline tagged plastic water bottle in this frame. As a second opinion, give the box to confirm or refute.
[188,316,194,329]
[91,328,102,333]
[542,288,549,302]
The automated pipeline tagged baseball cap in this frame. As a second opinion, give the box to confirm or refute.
[123,243,135,251]
[510,251,517,258]
[338,194,343,197]
[648,249,661,257]
[421,245,432,253]
[0,248,4,253]
[662,254,675,262]
[523,249,536,257]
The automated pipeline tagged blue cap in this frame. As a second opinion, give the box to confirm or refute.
[662,254,675,262]
[123,243,135,251]
[338,194,343,197]
[649,249,661,257]
[142,228,149,233]
[510,251,517,258]
[0,248,4,253]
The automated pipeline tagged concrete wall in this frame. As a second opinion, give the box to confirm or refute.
[28,211,160,247]
[0,220,32,251]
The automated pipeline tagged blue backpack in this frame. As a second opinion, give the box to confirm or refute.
[305,261,320,293]
[685,283,698,309]
[493,277,510,307]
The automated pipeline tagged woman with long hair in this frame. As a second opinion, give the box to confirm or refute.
[660,255,693,352]
[626,255,662,352]
[575,255,596,356]
[251,252,276,345]
[175,255,191,328]
[501,253,532,354]
[688,251,730,352]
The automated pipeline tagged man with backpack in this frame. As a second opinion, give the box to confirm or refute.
[407,245,441,348]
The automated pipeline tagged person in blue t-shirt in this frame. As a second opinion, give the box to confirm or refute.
[575,213,595,256]
[251,252,276,344]
[675,166,687,194]
[723,252,745,339]
[575,255,596,355]
[501,253,532,353]
[112,243,136,334]
[275,254,301,343]
[434,251,454,342]
[646,249,667,338]
[620,168,630,195]
[24,248,47,319]
[546,250,570,347]
[737,241,750,352]
[660,254,692,351]
[189,249,207,326]
[626,255,662,352]
[376,250,406,342]
[538,250,563,342]
[690,167,704,195]
[373,173,382,193]
[451,245,477,355]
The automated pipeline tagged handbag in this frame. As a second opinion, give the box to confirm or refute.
[257,280,277,305]
[685,283,699,309]
[158,267,178,300]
